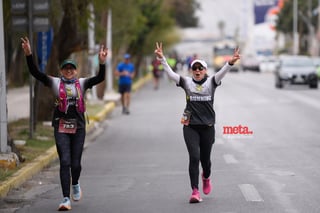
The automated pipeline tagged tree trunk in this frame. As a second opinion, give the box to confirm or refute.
[34,43,59,122]
[8,47,25,87]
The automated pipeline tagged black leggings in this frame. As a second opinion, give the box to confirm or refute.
[54,127,86,198]
[183,125,215,190]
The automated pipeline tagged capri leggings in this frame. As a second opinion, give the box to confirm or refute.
[54,127,86,198]
[183,125,215,190]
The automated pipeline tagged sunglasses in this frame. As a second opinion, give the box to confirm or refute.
[191,66,205,71]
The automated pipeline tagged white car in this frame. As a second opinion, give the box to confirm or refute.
[259,56,278,72]
[275,55,318,89]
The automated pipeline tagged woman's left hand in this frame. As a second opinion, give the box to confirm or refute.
[99,45,108,64]
[229,47,240,65]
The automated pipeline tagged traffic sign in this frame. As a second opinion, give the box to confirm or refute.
[11,0,50,32]
[32,0,50,15]
[12,16,50,32]
[11,0,27,14]
[37,28,53,72]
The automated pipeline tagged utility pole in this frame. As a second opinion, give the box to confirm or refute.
[298,3,316,56]
[308,0,313,55]
[88,3,97,100]
[106,9,113,92]
[307,0,317,56]
[28,0,35,139]
[0,0,8,152]
[293,0,299,55]
[318,0,320,55]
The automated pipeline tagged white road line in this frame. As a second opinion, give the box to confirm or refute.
[239,184,264,202]
[285,91,320,110]
[223,154,239,164]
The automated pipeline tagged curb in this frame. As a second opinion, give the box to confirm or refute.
[0,146,57,198]
[0,72,151,198]
[87,101,116,129]
[132,72,152,92]
[0,101,116,198]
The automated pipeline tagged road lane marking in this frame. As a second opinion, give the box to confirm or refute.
[239,184,264,202]
[223,154,238,164]
[272,170,295,176]
[285,91,320,110]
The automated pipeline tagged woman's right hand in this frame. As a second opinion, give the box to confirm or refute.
[21,37,32,56]
[98,45,108,64]
[154,42,164,59]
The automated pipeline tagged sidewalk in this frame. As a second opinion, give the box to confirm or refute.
[7,86,30,122]
[0,72,152,198]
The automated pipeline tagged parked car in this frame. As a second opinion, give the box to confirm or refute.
[275,55,318,89]
[311,57,320,79]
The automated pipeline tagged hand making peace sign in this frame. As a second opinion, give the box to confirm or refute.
[228,47,241,65]
[21,37,32,56]
[98,45,108,64]
[154,42,164,59]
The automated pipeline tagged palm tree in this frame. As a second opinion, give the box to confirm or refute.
[218,20,225,40]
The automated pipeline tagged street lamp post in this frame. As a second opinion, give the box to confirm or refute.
[106,9,113,92]
[318,0,320,55]
[0,0,8,152]
[293,0,299,55]
[88,3,97,100]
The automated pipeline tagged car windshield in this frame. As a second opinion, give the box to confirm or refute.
[282,58,313,67]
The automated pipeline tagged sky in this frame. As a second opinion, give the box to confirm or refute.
[175,0,252,62]
[175,0,280,61]
[183,0,255,41]
[187,0,277,53]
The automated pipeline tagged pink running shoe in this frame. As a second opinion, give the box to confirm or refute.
[202,174,212,195]
[189,188,202,203]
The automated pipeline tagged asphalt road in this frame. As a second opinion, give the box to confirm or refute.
[2,69,320,213]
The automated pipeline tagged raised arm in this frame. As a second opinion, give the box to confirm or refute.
[154,42,180,84]
[214,47,241,84]
[21,37,50,85]
[85,45,108,88]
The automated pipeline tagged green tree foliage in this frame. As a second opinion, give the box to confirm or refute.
[166,0,199,27]
[119,0,179,73]
[105,0,181,73]
[276,0,319,53]
[276,0,319,34]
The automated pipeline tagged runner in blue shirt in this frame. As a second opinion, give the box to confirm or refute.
[115,53,135,114]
